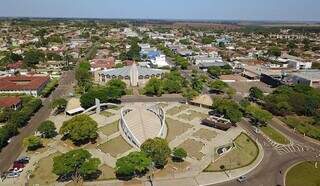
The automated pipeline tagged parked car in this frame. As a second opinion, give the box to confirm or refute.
[6,172,20,178]
[8,168,23,173]
[237,176,247,183]
[13,162,25,169]
[16,156,30,164]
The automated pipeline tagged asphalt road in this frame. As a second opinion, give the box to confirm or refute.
[0,70,75,173]
[210,119,319,186]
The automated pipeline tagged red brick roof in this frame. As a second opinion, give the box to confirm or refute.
[0,97,21,108]
[6,61,23,69]
[91,58,115,69]
[0,75,50,91]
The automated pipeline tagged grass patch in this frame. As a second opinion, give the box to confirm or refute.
[28,152,61,185]
[99,120,119,136]
[205,133,259,172]
[98,136,132,157]
[281,116,320,141]
[167,105,189,116]
[41,78,59,97]
[166,118,192,142]
[100,110,115,117]
[193,128,217,141]
[178,139,205,160]
[178,110,208,121]
[154,159,190,178]
[98,164,116,181]
[260,125,290,144]
[286,161,320,186]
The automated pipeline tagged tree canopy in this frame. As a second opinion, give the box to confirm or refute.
[23,49,45,67]
[53,149,100,182]
[115,151,151,179]
[37,120,57,138]
[141,137,171,168]
[60,114,98,144]
[212,98,243,123]
[172,147,187,162]
[23,135,42,151]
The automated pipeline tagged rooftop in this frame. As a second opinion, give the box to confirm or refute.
[0,75,50,91]
[0,97,21,108]
[292,70,320,80]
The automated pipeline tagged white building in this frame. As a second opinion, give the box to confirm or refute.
[150,54,169,67]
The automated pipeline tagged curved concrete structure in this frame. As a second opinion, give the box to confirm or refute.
[120,103,166,147]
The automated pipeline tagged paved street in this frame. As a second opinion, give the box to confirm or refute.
[0,70,75,173]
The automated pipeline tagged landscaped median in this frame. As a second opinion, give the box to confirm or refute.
[260,125,290,145]
[285,161,320,186]
[204,132,259,172]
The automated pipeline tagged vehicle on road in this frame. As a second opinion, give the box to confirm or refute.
[6,172,20,178]
[237,176,247,183]
[13,162,25,169]
[16,156,30,164]
[8,167,23,173]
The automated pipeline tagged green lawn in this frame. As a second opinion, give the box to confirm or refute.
[178,110,208,121]
[205,133,259,172]
[99,120,119,136]
[286,161,320,186]
[98,164,116,181]
[260,125,290,145]
[167,105,189,116]
[28,152,61,185]
[165,117,192,142]
[98,136,132,157]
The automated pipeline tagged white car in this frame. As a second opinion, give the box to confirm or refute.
[6,172,20,178]
[9,168,23,173]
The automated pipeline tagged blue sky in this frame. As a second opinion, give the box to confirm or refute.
[0,0,319,21]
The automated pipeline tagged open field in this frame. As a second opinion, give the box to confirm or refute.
[193,128,217,141]
[178,139,205,160]
[178,110,208,121]
[167,105,189,116]
[154,159,191,178]
[260,125,290,144]
[99,120,119,136]
[205,133,259,172]
[28,152,61,185]
[98,164,116,181]
[166,118,192,142]
[98,136,132,157]
[286,161,320,186]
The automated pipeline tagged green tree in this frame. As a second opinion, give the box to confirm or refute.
[75,60,92,93]
[23,135,42,151]
[141,137,171,168]
[115,151,151,179]
[80,85,125,109]
[210,80,229,92]
[143,78,163,96]
[212,98,243,123]
[23,49,45,67]
[268,46,281,57]
[245,105,272,126]
[51,98,67,113]
[53,149,100,182]
[37,120,57,138]
[172,147,187,162]
[249,87,264,100]
[60,115,98,144]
